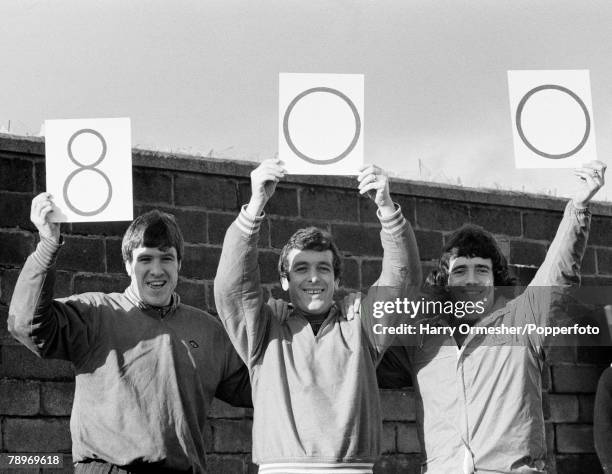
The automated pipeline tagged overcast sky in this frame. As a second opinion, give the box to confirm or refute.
[3,0,612,201]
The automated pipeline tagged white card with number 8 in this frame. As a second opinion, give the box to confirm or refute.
[44,117,133,222]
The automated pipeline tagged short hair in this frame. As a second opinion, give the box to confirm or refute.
[278,227,342,281]
[425,224,516,288]
[121,210,184,263]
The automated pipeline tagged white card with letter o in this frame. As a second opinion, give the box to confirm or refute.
[279,73,364,175]
[507,70,596,168]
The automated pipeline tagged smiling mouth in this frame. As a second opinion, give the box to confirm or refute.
[147,281,167,290]
[303,289,324,295]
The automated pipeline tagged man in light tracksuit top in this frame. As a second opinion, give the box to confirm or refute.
[214,158,421,473]
[378,161,607,473]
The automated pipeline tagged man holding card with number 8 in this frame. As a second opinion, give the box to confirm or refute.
[8,193,251,473]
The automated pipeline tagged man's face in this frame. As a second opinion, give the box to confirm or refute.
[282,248,337,315]
[447,256,495,316]
[125,246,180,307]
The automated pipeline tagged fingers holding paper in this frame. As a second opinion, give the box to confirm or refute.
[357,164,394,216]
[572,160,606,208]
[30,193,61,242]
[247,158,286,216]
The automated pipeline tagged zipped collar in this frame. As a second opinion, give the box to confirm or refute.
[124,285,180,318]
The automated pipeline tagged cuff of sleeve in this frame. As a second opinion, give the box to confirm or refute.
[568,200,591,217]
[32,236,63,268]
[378,202,407,235]
[236,205,265,235]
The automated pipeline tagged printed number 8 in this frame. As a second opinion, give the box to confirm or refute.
[63,129,113,216]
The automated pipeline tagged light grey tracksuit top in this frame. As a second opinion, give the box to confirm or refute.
[214,204,421,469]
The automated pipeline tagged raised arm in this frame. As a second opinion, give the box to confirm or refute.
[356,165,422,358]
[521,161,606,349]
[530,161,606,287]
[213,159,285,367]
[8,193,94,363]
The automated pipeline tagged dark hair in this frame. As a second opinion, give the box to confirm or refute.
[425,224,516,288]
[121,210,184,263]
[278,227,342,281]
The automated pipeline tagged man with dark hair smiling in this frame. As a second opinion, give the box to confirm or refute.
[214,158,421,473]
[379,161,607,473]
[425,222,520,345]
[276,226,343,333]
[8,193,251,474]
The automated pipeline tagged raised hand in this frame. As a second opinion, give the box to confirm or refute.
[30,193,61,242]
[246,158,286,216]
[357,164,394,216]
[572,160,606,208]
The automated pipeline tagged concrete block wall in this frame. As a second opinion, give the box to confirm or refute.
[1,134,611,473]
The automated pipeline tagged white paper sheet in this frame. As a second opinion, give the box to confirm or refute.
[507,70,596,168]
[279,73,364,175]
[45,117,133,222]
